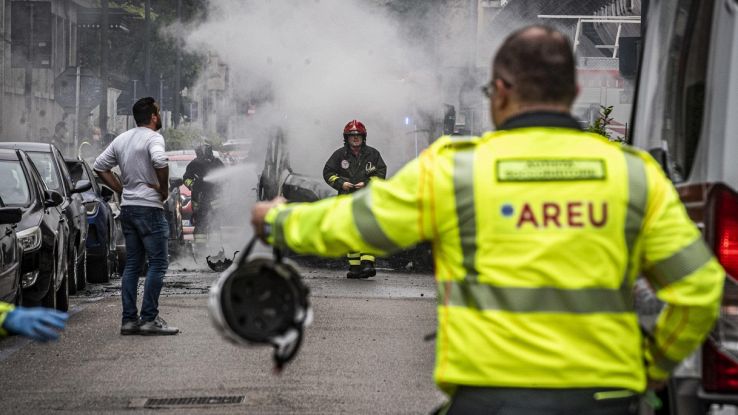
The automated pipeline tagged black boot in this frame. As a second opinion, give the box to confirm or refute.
[360,260,376,278]
[347,265,363,279]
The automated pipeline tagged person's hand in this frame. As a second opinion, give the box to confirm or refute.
[341,182,354,191]
[354,182,365,190]
[251,197,286,242]
[3,307,68,342]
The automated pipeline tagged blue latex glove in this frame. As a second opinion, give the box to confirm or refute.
[3,307,68,342]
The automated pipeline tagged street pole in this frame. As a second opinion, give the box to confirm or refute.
[159,73,164,129]
[100,0,109,136]
[74,65,81,151]
[144,0,151,93]
[173,0,182,127]
[132,79,137,129]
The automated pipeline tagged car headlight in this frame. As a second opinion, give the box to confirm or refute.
[17,226,42,252]
[85,201,99,216]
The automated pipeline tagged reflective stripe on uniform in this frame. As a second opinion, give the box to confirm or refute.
[454,149,478,283]
[347,252,361,266]
[437,280,631,313]
[328,174,340,184]
[360,254,375,262]
[351,190,401,252]
[646,238,714,288]
[621,151,648,302]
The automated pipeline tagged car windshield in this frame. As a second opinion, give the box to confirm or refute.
[27,152,61,191]
[169,159,191,178]
[0,160,31,207]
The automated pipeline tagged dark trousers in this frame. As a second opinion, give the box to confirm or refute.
[436,387,640,415]
[120,206,169,322]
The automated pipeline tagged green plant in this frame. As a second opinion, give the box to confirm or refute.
[587,105,625,142]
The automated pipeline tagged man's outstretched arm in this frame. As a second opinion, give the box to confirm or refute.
[253,157,431,258]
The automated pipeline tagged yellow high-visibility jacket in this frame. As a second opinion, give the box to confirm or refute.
[264,113,724,393]
[0,302,14,336]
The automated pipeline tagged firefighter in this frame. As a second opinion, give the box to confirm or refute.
[184,143,225,245]
[252,25,724,413]
[323,120,387,279]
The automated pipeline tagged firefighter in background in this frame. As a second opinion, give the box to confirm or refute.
[253,26,724,413]
[184,143,225,245]
[323,120,387,279]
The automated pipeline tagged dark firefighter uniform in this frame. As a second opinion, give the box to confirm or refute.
[323,138,386,278]
[265,112,724,400]
[184,153,224,241]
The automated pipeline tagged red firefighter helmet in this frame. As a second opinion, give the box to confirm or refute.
[343,120,367,141]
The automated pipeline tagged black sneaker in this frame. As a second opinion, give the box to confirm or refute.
[120,320,140,335]
[359,260,376,278]
[347,265,363,279]
[139,316,180,335]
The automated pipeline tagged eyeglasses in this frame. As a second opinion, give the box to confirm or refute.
[481,77,513,98]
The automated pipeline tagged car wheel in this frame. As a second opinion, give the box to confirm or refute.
[76,249,87,291]
[68,243,78,295]
[88,241,111,284]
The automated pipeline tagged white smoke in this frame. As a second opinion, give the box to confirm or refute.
[182,0,445,175]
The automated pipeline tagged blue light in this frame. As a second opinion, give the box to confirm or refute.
[404,116,410,126]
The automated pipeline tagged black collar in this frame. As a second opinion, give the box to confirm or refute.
[497,111,583,131]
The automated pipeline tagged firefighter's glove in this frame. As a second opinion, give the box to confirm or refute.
[3,307,68,342]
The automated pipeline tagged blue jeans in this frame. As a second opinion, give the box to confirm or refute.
[120,206,169,323]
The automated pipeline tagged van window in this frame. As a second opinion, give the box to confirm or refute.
[665,0,714,180]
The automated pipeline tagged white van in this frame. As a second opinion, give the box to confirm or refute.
[631,0,738,413]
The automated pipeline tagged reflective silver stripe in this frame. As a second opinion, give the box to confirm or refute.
[273,207,293,248]
[621,152,648,303]
[351,190,401,252]
[454,150,478,282]
[437,280,631,313]
[647,238,713,288]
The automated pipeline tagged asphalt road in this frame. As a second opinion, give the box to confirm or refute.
[0,257,444,414]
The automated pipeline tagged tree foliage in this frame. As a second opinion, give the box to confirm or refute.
[587,105,624,142]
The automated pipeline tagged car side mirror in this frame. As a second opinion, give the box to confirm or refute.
[169,177,183,190]
[44,190,65,207]
[0,207,22,225]
[72,179,92,194]
[648,148,672,180]
[100,185,115,202]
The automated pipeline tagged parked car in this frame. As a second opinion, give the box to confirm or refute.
[0,143,91,295]
[66,158,118,284]
[0,149,68,310]
[0,202,22,305]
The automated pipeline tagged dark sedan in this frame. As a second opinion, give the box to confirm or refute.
[66,158,118,283]
[0,149,68,310]
[0,204,22,305]
[0,143,91,294]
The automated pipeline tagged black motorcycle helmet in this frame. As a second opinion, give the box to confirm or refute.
[209,237,312,371]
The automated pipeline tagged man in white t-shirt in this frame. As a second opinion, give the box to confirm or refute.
[94,97,179,336]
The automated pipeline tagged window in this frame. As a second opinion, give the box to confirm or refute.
[666,0,713,180]
[0,161,31,207]
[10,1,52,69]
[28,152,61,192]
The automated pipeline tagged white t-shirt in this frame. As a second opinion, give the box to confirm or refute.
[93,127,168,209]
